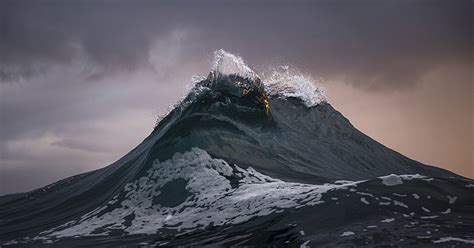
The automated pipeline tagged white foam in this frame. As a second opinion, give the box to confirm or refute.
[264,66,326,107]
[433,237,474,244]
[417,236,431,239]
[28,147,434,242]
[212,49,258,80]
[441,208,451,214]
[392,193,407,197]
[393,200,408,208]
[300,240,311,248]
[356,192,374,197]
[340,231,355,236]
[420,215,438,219]
[35,148,364,239]
[334,180,354,184]
[447,195,457,204]
[421,207,431,213]
[360,198,369,205]
[380,174,403,186]
[213,50,327,108]
[398,174,426,180]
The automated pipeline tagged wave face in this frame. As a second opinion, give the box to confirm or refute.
[1,50,473,247]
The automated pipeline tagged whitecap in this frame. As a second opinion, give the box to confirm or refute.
[212,49,258,80]
[381,218,395,223]
[264,66,326,107]
[380,174,403,186]
[340,231,355,236]
[34,148,367,239]
[433,237,474,244]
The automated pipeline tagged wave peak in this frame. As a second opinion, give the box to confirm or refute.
[212,49,258,80]
[264,66,326,107]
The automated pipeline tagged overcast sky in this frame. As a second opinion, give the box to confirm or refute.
[0,0,472,195]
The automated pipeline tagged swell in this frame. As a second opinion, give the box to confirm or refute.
[2,148,473,246]
[0,50,471,246]
[0,74,458,242]
[146,89,456,184]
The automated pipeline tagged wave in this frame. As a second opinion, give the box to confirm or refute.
[264,65,326,107]
[212,49,259,81]
[26,148,471,243]
[0,50,473,247]
[155,49,326,126]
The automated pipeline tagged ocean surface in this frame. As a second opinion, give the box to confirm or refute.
[1,50,473,247]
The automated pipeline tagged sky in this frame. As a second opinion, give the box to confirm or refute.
[0,0,472,195]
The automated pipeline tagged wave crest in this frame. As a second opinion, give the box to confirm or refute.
[210,50,326,107]
[264,66,326,107]
[212,49,258,80]
[155,51,326,126]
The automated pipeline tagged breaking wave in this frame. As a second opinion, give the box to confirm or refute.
[264,65,326,107]
[156,49,326,126]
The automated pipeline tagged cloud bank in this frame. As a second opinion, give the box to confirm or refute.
[0,0,472,194]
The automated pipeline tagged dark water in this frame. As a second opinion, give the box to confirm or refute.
[1,73,473,247]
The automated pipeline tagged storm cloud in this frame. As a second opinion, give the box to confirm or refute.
[1,0,471,88]
[0,0,472,194]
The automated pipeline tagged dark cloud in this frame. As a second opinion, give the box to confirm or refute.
[0,0,472,194]
[0,0,172,80]
[1,0,471,89]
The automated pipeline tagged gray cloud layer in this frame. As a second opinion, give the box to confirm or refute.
[0,0,472,194]
[1,0,471,88]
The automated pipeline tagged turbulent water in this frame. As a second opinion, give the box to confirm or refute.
[1,50,473,247]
